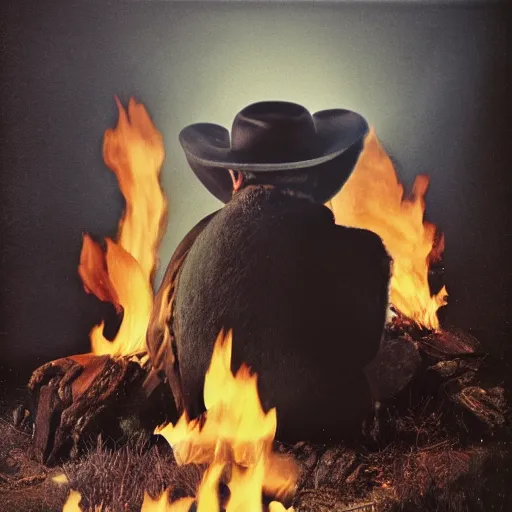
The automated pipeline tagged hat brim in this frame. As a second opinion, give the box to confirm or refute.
[180,108,369,204]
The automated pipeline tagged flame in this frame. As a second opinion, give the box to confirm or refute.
[62,490,82,512]
[60,489,194,512]
[268,503,295,512]
[61,332,299,511]
[61,483,294,511]
[61,479,294,512]
[155,329,299,510]
[62,490,102,512]
[141,489,194,511]
[330,128,447,330]
[78,98,167,356]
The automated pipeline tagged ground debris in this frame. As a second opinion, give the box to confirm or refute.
[1,325,510,511]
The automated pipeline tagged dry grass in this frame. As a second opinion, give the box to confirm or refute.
[0,411,69,512]
[0,406,202,512]
[61,435,203,512]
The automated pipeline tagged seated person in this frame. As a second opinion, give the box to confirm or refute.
[146,101,391,443]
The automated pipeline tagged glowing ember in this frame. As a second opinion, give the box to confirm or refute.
[330,128,447,331]
[155,329,299,509]
[78,98,167,356]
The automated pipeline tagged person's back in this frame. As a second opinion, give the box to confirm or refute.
[174,184,390,443]
[145,100,391,443]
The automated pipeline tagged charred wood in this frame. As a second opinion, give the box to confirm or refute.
[25,353,175,466]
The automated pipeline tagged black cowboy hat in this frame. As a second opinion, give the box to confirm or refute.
[179,101,369,204]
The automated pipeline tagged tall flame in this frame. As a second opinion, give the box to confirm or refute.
[155,329,299,510]
[78,98,167,356]
[330,128,447,330]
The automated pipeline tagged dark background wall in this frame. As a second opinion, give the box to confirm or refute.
[1,2,510,382]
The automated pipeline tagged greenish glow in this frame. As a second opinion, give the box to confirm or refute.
[153,3,489,288]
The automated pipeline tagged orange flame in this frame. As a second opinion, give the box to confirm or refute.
[155,329,299,509]
[141,489,194,511]
[61,484,294,511]
[61,490,101,512]
[61,489,194,512]
[329,128,447,330]
[77,98,167,356]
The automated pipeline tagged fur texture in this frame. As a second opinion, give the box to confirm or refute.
[162,185,391,443]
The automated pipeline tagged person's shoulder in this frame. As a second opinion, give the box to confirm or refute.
[162,209,221,279]
[180,210,220,246]
[334,225,390,260]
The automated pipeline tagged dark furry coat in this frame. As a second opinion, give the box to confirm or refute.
[147,185,391,443]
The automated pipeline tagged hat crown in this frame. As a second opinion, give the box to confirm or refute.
[230,101,318,164]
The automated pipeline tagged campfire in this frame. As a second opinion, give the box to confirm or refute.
[2,99,510,512]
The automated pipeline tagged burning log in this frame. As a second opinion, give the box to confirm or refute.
[364,323,507,439]
[18,98,171,466]
[25,353,174,465]
[272,323,511,512]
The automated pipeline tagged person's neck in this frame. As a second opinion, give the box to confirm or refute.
[234,184,315,203]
